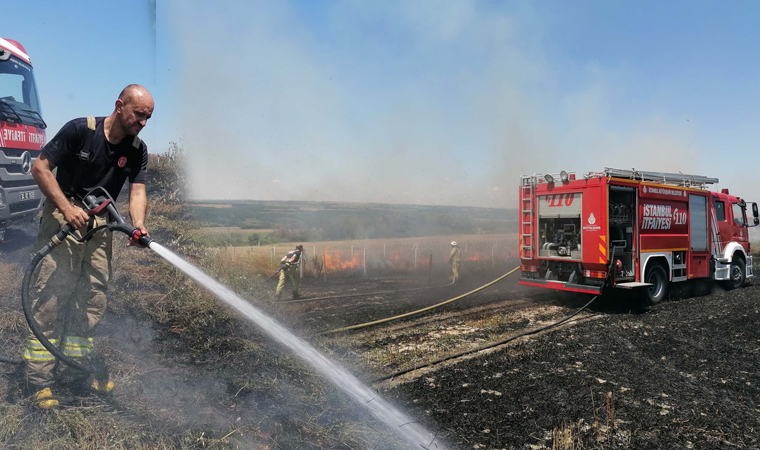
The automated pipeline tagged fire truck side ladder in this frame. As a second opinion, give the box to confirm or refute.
[602,168,719,188]
[520,175,535,259]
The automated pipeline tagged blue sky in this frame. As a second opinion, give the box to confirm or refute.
[2,0,156,148]
[4,1,760,207]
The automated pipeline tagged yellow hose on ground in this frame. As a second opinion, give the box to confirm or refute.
[320,266,520,335]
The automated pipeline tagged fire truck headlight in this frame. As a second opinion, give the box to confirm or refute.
[0,191,6,209]
[544,173,554,183]
[560,170,569,182]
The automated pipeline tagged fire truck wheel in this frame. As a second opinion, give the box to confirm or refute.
[567,270,581,284]
[642,263,668,306]
[726,258,746,290]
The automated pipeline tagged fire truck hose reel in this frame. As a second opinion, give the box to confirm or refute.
[2,187,153,373]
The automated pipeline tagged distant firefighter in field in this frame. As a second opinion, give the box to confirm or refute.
[449,241,461,284]
[276,245,303,300]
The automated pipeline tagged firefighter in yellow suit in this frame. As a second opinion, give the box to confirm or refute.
[276,245,303,300]
[449,241,461,284]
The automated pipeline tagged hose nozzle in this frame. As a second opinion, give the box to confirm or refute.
[130,228,153,247]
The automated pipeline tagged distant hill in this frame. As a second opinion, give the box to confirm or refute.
[190,200,517,242]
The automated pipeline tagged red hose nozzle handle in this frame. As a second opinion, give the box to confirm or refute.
[131,229,153,247]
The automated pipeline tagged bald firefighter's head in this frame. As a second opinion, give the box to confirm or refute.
[114,84,154,136]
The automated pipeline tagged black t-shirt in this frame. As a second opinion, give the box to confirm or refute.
[41,117,148,200]
[287,250,302,263]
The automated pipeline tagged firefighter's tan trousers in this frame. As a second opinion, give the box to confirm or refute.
[450,261,460,283]
[25,200,112,387]
[276,268,299,298]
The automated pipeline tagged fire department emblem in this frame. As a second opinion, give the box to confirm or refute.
[117,156,128,168]
[588,213,596,225]
[642,186,647,194]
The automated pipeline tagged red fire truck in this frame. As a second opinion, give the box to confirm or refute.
[0,37,45,242]
[518,168,759,305]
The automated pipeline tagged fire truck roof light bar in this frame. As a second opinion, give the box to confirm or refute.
[602,168,719,188]
[520,172,576,186]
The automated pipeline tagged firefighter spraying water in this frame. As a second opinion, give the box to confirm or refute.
[24,86,153,408]
[275,244,303,300]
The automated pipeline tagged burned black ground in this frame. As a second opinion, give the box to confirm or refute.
[4,219,760,449]
[384,284,760,449]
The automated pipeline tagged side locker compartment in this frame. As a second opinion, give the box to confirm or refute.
[689,194,710,279]
[608,184,637,281]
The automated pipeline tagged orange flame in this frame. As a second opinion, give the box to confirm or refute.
[324,250,362,271]
[464,253,488,262]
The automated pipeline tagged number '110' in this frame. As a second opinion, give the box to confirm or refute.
[545,194,575,207]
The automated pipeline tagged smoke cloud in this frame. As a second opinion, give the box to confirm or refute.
[166,1,724,208]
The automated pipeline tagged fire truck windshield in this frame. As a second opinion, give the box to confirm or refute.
[0,54,44,128]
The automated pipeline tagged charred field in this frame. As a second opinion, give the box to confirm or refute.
[382,283,760,449]
[3,228,759,449]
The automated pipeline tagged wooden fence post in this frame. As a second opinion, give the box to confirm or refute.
[428,254,433,286]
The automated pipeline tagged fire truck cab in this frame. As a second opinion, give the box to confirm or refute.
[0,37,45,242]
[519,168,758,305]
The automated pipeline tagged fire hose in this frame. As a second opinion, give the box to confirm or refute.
[1,187,152,378]
[373,294,599,382]
[320,266,520,335]
[0,355,22,365]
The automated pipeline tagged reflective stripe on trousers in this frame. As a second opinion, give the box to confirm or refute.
[24,336,94,360]
[61,336,94,357]
[23,338,59,362]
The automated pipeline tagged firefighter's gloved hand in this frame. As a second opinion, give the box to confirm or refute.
[280,262,291,271]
